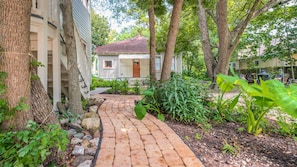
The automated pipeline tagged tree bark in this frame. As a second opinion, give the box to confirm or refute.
[199,0,282,77]
[60,0,83,115]
[148,0,157,82]
[0,0,33,130]
[161,0,183,81]
[216,0,232,75]
[31,68,59,124]
[197,0,216,80]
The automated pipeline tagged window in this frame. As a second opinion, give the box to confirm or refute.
[104,60,113,68]
[155,57,161,71]
[254,60,259,66]
[171,58,175,71]
[229,62,236,68]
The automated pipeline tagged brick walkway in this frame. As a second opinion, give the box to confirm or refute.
[92,94,204,167]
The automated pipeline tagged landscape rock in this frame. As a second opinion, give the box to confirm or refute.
[72,145,84,155]
[83,134,92,140]
[66,122,83,132]
[89,138,99,147]
[93,130,100,138]
[82,112,98,119]
[81,139,91,148]
[71,155,93,166]
[81,117,100,132]
[89,105,98,113]
[67,129,77,136]
[75,119,82,125]
[71,137,82,145]
[73,133,85,139]
[60,118,69,125]
[77,160,92,167]
[85,147,97,156]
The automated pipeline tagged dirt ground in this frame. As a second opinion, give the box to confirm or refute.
[166,120,297,167]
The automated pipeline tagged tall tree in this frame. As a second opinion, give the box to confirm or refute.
[60,0,83,115]
[0,0,33,130]
[198,0,288,81]
[149,0,157,81]
[91,9,111,46]
[161,0,184,81]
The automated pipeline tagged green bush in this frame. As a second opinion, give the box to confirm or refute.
[157,74,210,126]
[90,76,114,90]
[0,72,69,166]
[217,74,297,136]
[0,120,69,167]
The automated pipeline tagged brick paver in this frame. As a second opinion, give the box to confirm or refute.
[93,94,204,167]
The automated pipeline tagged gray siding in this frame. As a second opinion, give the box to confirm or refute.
[98,55,119,79]
[72,0,91,56]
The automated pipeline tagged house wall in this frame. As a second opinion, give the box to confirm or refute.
[73,0,91,56]
[140,59,150,78]
[98,55,119,79]
[120,59,133,77]
[30,0,91,109]
[96,53,183,80]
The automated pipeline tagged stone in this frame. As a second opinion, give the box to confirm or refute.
[72,145,84,155]
[82,139,91,148]
[71,155,93,166]
[82,112,98,119]
[93,130,100,138]
[75,119,82,125]
[89,138,99,147]
[67,129,77,136]
[65,123,83,133]
[73,133,85,139]
[83,134,93,140]
[71,137,82,145]
[85,147,97,156]
[60,118,69,125]
[81,117,100,132]
[78,160,92,167]
[89,105,98,113]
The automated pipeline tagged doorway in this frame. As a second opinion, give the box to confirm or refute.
[133,59,140,78]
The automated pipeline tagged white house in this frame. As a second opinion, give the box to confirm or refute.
[93,35,182,82]
[30,0,91,109]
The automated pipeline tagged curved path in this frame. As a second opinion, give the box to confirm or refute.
[92,94,204,167]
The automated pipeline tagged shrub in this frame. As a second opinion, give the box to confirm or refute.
[0,72,69,166]
[157,74,210,126]
[0,121,69,167]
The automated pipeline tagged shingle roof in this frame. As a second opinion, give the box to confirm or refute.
[94,35,149,55]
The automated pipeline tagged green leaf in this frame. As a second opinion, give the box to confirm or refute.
[216,74,237,92]
[229,93,240,111]
[157,113,165,121]
[18,147,29,157]
[267,80,297,118]
[134,102,147,120]
[142,89,154,96]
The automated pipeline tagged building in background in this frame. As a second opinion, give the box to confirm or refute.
[30,0,91,109]
[94,35,182,83]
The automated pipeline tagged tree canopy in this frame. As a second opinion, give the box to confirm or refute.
[91,9,111,46]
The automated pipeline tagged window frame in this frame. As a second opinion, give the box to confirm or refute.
[155,56,161,71]
[103,60,113,69]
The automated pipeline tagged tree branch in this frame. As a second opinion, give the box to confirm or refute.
[206,9,217,24]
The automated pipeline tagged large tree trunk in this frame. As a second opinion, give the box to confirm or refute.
[148,0,157,82]
[198,0,280,77]
[161,0,183,81]
[0,0,33,130]
[31,68,59,124]
[216,0,232,75]
[197,0,216,80]
[60,0,83,115]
